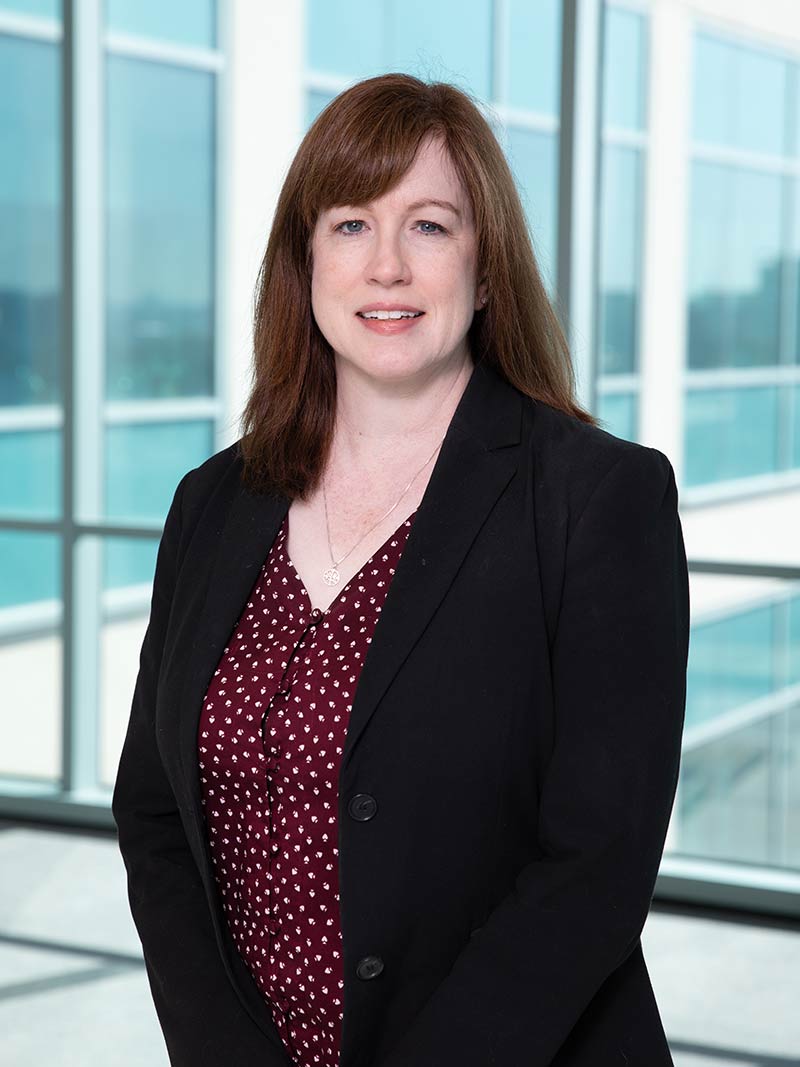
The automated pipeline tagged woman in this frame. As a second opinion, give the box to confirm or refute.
[113,73,689,1067]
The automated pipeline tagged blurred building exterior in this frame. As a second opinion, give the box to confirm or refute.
[0,0,798,916]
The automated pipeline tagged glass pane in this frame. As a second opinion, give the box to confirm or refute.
[687,604,775,729]
[598,145,642,374]
[106,0,216,49]
[687,162,782,369]
[106,56,215,400]
[306,90,335,128]
[789,593,800,687]
[0,428,59,518]
[507,0,561,114]
[306,0,385,79]
[693,33,789,156]
[0,0,59,16]
[685,387,779,486]
[596,390,637,442]
[602,5,646,131]
[387,0,491,99]
[505,127,558,292]
[99,536,158,788]
[0,531,61,782]
[667,575,800,871]
[793,385,800,469]
[0,35,61,408]
[104,419,213,524]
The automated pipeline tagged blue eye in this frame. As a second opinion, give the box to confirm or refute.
[333,219,447,236]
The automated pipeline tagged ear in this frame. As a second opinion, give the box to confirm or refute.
[474,277,489,311]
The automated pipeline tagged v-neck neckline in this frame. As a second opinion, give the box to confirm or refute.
[282,508,419,617]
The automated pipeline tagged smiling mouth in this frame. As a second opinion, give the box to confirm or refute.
[356,311,425,320]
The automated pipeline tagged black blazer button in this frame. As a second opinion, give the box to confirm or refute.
[348,793,377,821]
[356,955,384,980]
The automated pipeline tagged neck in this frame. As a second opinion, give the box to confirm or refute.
[330,350,475,470]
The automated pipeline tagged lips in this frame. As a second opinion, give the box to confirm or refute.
[356,303,424,314]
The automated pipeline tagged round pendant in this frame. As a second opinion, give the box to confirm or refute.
[322,567,341,587]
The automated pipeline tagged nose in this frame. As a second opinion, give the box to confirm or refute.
[366,229,411,286]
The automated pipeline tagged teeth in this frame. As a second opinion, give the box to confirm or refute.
[359,310,422,320]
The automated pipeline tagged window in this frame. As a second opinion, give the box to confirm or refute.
[0,1,223,802]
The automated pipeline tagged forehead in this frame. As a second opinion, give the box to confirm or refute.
[320,137,470,217]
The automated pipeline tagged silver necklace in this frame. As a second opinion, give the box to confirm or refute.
[321,433,446,587]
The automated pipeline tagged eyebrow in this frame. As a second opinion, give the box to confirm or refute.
[403,198,462,219]
[333,197,463,220]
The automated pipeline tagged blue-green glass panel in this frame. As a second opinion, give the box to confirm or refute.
[105,536,159,590]
[685,387,779,486]
[307,0,385,78]
[602,6,646,131]
[788,594,800,687]
[0,429,59,518]
[0,529,59,608]
[0,35,61,407]
[106,0,215,49]
[596,391,637,442]
[793,386,800,468]
[104,420,212,524]
[598,145,642,374]
[505,126,557,293]
[678,716,772,865]
[686,605,774,728]
[0,0,59,16]
[106,56,215,400]
[507,0,560,114]
[687,162,782,369]
[693,33,789,156]
[306,90,335,128]
[386,0,491,98]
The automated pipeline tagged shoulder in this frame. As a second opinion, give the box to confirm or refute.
[166,441,245,540]
[520,395,675,536]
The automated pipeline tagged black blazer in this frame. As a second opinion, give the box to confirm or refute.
[113,356,690,1067]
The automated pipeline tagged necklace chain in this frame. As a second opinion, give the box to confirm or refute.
[321,433,446,586]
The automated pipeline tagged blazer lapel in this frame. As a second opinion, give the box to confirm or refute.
[342,357,522,768]
[175,357,522,828]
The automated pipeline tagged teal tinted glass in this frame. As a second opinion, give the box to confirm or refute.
[598,145,642,374]
[0,0,59,15]
[387,0,491,98]
[0,529,59,608]
[794,386,800,467]
[693,33,789,156]
[0,530,61,782]
[686,604,775,728]
[685,387,779,486]
[0,35,61,407]
[307,0,385,78]
[687,161,782,369]
[106,56,215,400]
[105,535,159,590]
[505,127,558,292]
[106,0,216,49]
[602,6,646,131]
[306,90,335,127]
[507,0,560,114]
[678,716,773,865]
[0,429,59,518]
[596,392,637,442]
[307,0,491,94]
[104,420,213,524]
[789,595,800,686]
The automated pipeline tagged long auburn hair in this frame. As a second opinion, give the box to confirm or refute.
[240,72,596,499]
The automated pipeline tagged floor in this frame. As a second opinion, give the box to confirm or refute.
[1,821,798,1066]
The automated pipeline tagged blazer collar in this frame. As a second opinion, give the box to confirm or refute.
[178,357,523,815]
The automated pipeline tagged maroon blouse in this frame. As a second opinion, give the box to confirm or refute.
[198,508,417,1067]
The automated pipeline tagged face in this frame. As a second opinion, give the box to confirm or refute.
[310,136,487,385]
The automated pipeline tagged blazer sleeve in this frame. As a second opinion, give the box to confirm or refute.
[376,446,690,1067]
[112,474,292,1067]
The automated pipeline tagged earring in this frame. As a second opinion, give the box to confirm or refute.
[481,295,487,304]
